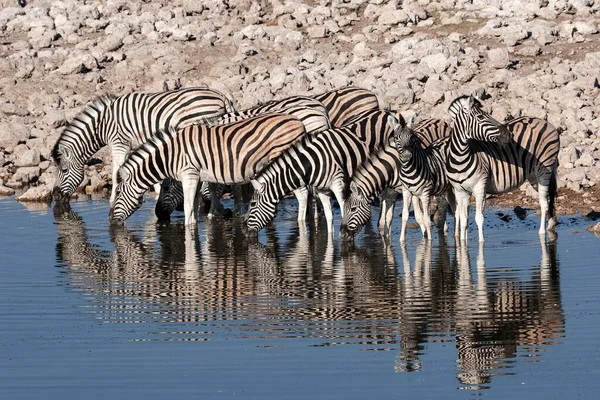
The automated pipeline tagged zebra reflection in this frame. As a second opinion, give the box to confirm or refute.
[453,240,563,390]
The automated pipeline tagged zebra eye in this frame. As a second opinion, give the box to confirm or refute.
[250,200,257,207]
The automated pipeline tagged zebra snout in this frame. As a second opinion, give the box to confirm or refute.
[108,209,124,225]
[242,224,258,238]
[496,127,512,146]
[339,224,356,242]
[52,187,69,204]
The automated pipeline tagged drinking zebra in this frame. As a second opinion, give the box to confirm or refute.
[109,113,307,225]
[339,118,452,242]
[153,95,331,220]
[446,95,560,242]
[51,87,234,204]
[243,110,404,236]
[153,87,379,221]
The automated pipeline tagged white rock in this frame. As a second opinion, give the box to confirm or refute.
[0,121,29,149]
[487,48,511,69]
[421,77,448,105]
[14,149,41,168]
[378,9,408,26]
[0,185,15,197]
[420,52,449,74]
[15,185,53,203]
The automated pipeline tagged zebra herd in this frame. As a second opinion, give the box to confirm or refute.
[51,86,560,243]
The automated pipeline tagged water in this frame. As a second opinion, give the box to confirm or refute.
[1,196,599,399]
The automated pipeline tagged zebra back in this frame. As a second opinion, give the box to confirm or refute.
[121,112,307,187]
[313,86,380,127]
[210,95,330,134]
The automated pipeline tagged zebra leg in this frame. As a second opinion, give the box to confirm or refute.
[454,190,470,242]
[379,188,397,237]
[293,186,309,223]
[537,182,549,235]
[232,184,249,216]
[331,180,346,218]
[316,191,334,234]
[400,189,413,243]
[110,145,129,205]
[207,183,231,219]
[412,196,427,239]
[473,182,487,243]
[180,171,201,226]
[420,195,433,240]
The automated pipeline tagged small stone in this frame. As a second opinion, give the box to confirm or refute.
[487,48,511,69]
[14,149,41,168]
[15,185,53,203]
[0,185,15,196]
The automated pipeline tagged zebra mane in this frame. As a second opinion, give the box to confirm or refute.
[448,95,483,120]
[51,95,116,161]
[194,115,222,126]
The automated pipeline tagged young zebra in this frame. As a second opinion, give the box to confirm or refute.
[109,113,306,226]
[339,118,452,242]
[153,95,332,220]
[243,110,405,236]
[51,87,234,204]
[447,95,560,242]
[312,86,380,127]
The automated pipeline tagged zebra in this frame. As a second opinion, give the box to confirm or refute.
[312,86,380,127]
[339,118,452,242]
[109,113,307,225]
[153,95,332,220]
[243,110,405,236]
[51,87,234,204]
[446,95,560,242]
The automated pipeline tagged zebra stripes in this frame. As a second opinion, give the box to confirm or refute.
[313,86,380,127]
[446,95,560,242]
[153,94,332,220]
[244,110,404,236]
[209,95,331,134]
[51,87,234,204]
[339,118,451,242]
[153,87,377,222]
[393,119,454,241]
[109,113,306,225]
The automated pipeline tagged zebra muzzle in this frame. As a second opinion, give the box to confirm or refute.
[339,224,356,242]
[52,187,69,204]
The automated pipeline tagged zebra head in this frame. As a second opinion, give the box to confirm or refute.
[51,95,115,203]
[51,141,85,203]
[448,95,511,145]
[393,114,420,163]
[108,167,145,224]
[339,181,372,242]
[243,179,278,237]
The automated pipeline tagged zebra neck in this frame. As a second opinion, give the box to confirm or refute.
[267,152,306,200]
[448,129,474,169]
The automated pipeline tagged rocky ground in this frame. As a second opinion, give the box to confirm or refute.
[0,0,599,220]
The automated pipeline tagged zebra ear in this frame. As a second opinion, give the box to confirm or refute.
[408,113,418,128]
[388,114,403,132]
[250,179,264,193]
[350,181,365,199]
[467,95,481,111]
